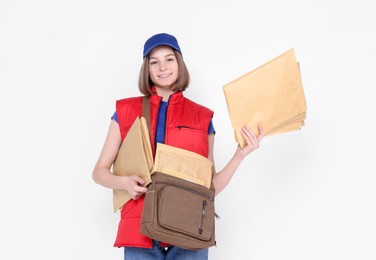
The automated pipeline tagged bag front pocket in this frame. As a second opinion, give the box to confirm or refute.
[158,185,214,241]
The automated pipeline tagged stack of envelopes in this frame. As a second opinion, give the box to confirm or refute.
[113,117,153,212]
[223,48,307,148]
[113,117,213,212]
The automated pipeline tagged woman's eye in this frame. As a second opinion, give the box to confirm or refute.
[149,61,157,65]
[167,58,174,62]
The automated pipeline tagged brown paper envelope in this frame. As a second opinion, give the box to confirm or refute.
[267,119,305,136]
[152,143,213,189]
[235,112,306,139]
[113,117,153,212]
[223,48,307,148]
[235,113,306,142]
[265,112,306,136]
[161,168,206,186]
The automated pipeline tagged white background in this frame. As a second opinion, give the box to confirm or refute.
[1,1,375,259]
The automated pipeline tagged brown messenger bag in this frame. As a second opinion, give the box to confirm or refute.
[140,172,216,250]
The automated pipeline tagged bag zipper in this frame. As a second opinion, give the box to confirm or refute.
[198,200,207,235]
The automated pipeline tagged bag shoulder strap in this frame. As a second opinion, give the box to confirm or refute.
[142,96,151,138]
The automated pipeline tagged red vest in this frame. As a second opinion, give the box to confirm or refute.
[113,91,213,248]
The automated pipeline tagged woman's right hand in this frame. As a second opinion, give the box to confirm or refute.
[124,175,148,200]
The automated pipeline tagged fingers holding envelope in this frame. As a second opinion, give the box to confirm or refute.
[237,125,264,158]
[125,175,148,200]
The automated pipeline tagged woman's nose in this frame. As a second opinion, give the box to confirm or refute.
[159,62,167,71]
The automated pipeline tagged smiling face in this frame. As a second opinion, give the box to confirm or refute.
[148,45,179,91]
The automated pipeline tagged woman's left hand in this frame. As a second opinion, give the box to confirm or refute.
[236,125,264,158]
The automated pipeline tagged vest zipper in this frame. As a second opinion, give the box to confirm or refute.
[176,126,194,129]
[163,96,172,144]
[175,125,203,131]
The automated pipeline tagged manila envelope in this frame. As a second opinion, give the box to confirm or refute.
[152,143,213,189]
[112,117,153,212]
[223,48,307,148]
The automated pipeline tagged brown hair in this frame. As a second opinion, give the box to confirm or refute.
[138,49,190,96]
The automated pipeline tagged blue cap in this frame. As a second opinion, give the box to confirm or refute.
[143,33,182,58]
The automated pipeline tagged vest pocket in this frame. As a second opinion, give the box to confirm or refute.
[169,126,208,156]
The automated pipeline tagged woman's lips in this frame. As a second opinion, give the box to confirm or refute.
[158,73,172,78]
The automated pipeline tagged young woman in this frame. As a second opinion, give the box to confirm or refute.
[92,33,263,260]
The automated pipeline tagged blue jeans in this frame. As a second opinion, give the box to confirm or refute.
[124,240,208,260]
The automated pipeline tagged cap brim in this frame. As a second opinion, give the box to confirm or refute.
[144,43,181,58]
